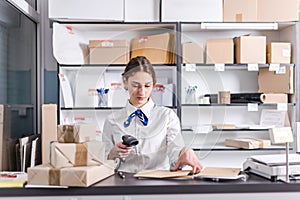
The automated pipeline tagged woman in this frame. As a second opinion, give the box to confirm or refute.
[102,56,202,174]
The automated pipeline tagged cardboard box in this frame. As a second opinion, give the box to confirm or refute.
[267,42,291,64]
[223,0,298,22]
[223,0,258,22]
[42,104,58,164]
[258,66,294,94]
[234,35,266,64]
[131,33,176,64]
[182,42,204,64]
[258,0,298,22]
[206,38,234,64]
[225,138,271,149]
[57,124,96,143]
[89,40,130,64]
[50,141,105,168]
[162,0,222,22]
[27,164,115,187]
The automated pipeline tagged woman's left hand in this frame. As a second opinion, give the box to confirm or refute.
[171,147,203,174]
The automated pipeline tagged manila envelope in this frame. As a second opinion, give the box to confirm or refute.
[134,170,190,179]
[198,167,241,178]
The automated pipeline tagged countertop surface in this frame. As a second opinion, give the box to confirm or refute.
[1,172,300,197]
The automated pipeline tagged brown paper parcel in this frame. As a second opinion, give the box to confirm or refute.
[27,163,115,187]
[50,141,105,168]
[57,124,96,143]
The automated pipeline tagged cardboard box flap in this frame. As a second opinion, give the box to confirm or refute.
[89,40,129,48]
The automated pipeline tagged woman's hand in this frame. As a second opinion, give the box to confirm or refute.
[171,147,203,174]
[108,142,133,160]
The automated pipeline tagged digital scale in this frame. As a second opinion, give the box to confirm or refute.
[243,154,300,181]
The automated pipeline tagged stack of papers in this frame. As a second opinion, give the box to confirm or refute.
[0,172,27,188]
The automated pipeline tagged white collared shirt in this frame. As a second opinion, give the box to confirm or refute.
[102,98,184,173]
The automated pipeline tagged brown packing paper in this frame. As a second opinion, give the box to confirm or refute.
[50,141,105,168]
[57,124,96,143]
[134,170,190,179]
[260,93,288,104]
[27,163,115,187]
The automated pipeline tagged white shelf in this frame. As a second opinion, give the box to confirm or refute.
[181,22,296,32]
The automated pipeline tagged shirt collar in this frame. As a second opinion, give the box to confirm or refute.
[125,98,155,119]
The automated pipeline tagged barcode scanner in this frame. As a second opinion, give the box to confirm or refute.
[115,135,139,174]
[122,134,139,147]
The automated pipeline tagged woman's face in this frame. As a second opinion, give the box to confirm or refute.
[124,71,154,108]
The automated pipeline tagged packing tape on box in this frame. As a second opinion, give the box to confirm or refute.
[60,125,78,143]
[59,125,78,142]
[75,144,88,166]
[49,168,60,185]
[260,93,287,104]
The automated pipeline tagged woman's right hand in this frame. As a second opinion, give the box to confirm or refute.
[108,142,133,160]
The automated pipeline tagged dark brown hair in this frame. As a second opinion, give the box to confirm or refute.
[122,56,156,85]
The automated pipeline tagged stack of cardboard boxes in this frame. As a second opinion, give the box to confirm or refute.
[89,32,176,65]
[27,105,114,187]
[182,35,293,104]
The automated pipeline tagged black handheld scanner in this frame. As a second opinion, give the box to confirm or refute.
[122,134,139,147]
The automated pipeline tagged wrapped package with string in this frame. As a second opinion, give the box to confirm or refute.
[50,141,105,168]
[57,124,96,143]
[27,162,115,187]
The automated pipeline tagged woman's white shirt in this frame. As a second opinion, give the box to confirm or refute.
[102,98,184,173]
